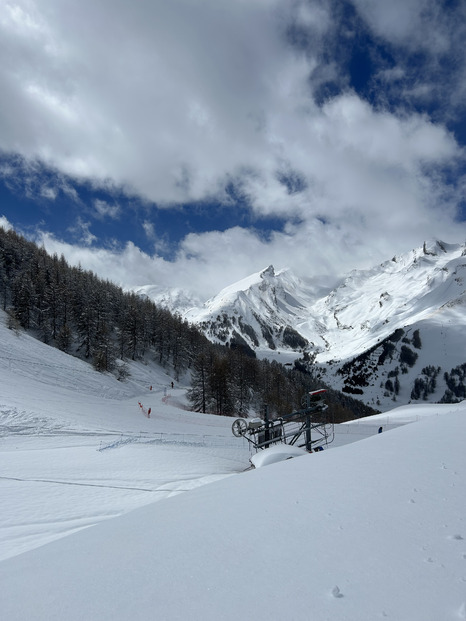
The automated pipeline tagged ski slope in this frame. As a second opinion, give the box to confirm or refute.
[0,312,251,562]
[1,311,466,620]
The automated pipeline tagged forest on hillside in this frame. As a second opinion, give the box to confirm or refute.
[0,227,375,421]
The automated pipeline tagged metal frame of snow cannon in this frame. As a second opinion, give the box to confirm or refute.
[231,389,333,453]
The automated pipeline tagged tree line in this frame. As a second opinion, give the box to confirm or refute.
[0,227,204,378]
[0,227,375,421]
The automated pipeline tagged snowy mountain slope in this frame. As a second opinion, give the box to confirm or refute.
[0,310,251,561]
[309,240,466,409]
[317,312,466,411]
[140,239,466,411]
[180,239,466,359]
[2,303,466,620]
[133,283,203,314]
[304,239,466,360]
[184,264,333,351]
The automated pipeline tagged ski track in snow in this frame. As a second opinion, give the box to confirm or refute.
[0,400,250,559]
[0,422,249,561]
[0,314,250,561]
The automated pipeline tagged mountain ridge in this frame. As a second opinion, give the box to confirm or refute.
[138,239,466,411]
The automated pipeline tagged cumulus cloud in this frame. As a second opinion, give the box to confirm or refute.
[0,0,292,203]
[2,0,460,203]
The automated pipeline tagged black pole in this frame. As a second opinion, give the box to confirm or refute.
[305,414,312,451]
[263,404,270,448]
[304,395,312,451]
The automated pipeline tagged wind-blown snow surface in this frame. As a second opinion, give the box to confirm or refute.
[1,312,466,620]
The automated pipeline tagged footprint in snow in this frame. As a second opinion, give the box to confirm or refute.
[331,586,344,598]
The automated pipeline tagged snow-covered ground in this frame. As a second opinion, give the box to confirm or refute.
[0,312,251,563]
[1,311,466,620]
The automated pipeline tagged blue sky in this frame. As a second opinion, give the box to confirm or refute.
[1,0,465,299]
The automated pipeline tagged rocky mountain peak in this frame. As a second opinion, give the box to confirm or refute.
[260,265,275,279]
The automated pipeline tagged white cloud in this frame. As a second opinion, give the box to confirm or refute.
[0,0,465,298]
[0,1,462,210]
[0,0,295,203]
[67,217,97,246]
[40,185,57,200]
[37,206,466,302]
[0,216,13,231]
[142,220,155,239]
[293,1,330,33]
[93,199,120,220]
[377,66,405,83]
[351,0,450,51]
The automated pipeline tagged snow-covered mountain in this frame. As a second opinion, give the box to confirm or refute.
[184,264,332,351]
[133,284,202,314]
[140,239,466,411]
[303,239,466,410]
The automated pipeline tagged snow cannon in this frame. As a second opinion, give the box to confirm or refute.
[307,388,327,406]
[231,417,264,437]
[231,388,333,464]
